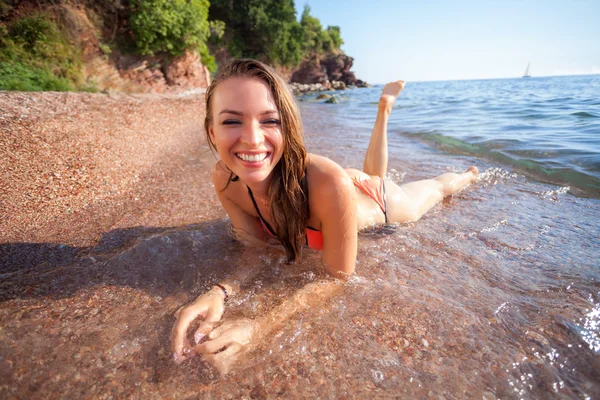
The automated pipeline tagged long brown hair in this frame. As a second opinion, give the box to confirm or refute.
[205,59,308,262]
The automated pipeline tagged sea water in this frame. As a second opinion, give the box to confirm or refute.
[301,74,600,197]
[1,77,599,398]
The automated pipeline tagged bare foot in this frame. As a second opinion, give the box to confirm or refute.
[379,80,406,111]
[466,166,479,182]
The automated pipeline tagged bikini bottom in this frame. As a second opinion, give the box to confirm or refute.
[351,176,388,224]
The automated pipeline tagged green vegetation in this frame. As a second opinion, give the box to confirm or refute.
[0,13,83,91]
[300,5,343,56]
[0,1,345,91]
[208,1,343,67]
[127,0,344,71]
[129,0,210,56]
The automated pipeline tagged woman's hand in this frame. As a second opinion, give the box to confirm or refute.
[171,287,226,364]
[195,318,260,375]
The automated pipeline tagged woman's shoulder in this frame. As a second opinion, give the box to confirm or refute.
[306,154,351,186]
[305,154,356,225]
[306,154,355,212]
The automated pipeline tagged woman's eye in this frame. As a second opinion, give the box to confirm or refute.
[262,119,281,125]
[222,120,241,125]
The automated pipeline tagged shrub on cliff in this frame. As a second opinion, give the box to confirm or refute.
[208,1,344,69]
[129,0,212,61]
[300,5,343,56]
[0,13,82,91]
[209,0,305,67]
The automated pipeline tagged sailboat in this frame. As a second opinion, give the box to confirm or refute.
[522,62,531,78]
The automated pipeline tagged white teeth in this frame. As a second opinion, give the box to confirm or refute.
[237,153,267,162]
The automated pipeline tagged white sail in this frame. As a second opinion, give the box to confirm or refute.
[523,62,531,78]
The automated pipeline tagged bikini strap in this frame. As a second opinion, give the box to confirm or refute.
[246,186,277,236]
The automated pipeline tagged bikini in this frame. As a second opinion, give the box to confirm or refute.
[247,186,325,250]
[350,176,388,224]
[246,176,388,251]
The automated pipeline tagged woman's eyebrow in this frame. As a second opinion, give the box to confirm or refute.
[219,109,243,116]
[218,109,279,116]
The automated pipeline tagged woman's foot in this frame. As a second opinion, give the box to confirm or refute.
[379,80,406,112]
[434,166,479,197]
[466,166,479,182]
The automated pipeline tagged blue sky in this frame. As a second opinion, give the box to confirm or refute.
[294,0,600,83]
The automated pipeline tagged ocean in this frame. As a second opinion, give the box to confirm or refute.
[300,74,600,198]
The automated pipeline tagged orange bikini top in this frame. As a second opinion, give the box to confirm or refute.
[247,186,324,250]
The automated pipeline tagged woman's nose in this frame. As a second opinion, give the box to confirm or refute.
[241,121,264,146]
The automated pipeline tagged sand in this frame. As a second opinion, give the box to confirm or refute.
[1,90,599,399]
[0,90,221,249]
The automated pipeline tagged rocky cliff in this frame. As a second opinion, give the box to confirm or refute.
[290,54,368,88]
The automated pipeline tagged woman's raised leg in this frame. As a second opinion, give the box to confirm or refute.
[363,81,405,178]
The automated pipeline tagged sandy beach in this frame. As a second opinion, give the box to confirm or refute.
[1,89,599,399]
[0,90,218,248]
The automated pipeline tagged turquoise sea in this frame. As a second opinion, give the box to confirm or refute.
[301,74,600,197]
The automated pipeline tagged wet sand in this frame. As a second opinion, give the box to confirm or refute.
[1,91,600,399]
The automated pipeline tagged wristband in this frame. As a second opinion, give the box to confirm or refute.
[213,283,229,300]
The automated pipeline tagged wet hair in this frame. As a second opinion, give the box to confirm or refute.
[205,59,308,262]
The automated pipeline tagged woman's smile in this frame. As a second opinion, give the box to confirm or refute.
[236,152,269,161]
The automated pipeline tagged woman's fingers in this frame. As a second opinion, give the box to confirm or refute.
[195,332,231,355]
[193,306,223,344]
[204,343,244,375]
[171,306,206,360]
[206,323,226,340]
[193,320,217,344]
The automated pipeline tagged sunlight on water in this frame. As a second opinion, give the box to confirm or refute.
[579,294,600,353]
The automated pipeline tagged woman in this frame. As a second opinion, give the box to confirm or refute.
[172,59,478,373]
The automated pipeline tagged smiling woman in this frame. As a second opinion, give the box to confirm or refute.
[171,59,479,374]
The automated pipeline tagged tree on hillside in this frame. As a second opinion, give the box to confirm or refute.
[300,5,343,56]
[209,0,304,67]
[129,0,210,56]
[326,25,343,50]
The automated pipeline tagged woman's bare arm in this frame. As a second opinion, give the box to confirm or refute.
[172,163,277,362]
[310,155,358,278]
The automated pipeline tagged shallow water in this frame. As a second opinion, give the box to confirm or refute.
[1,90,600,398]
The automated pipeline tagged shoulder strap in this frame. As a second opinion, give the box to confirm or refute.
[246,186,277,236]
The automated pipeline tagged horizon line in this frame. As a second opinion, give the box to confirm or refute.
[368,72,600,85]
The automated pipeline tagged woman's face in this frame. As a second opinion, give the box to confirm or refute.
[209,77,284,186]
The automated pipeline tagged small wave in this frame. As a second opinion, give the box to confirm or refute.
[521,113,549,120]
[579,296,600,354]
[403,131,600,198]
[547,97,574,103]
[571,111,598,118]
